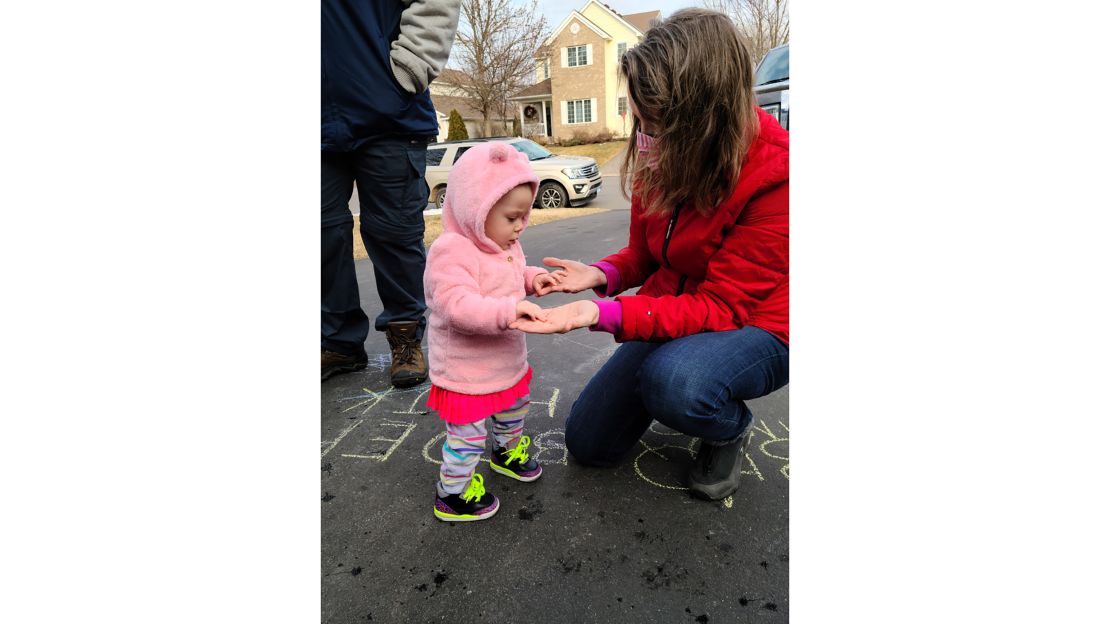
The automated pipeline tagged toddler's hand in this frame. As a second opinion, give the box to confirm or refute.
[532,270,568,296]
[515,300,548,322]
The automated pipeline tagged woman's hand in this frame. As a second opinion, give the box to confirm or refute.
[510,300,599,334]
[542,257,606,294]
[515,300,549,322]
[532,270,567,296]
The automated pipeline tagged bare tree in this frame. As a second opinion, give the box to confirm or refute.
[454,0,548,137]
[704,0,789,64]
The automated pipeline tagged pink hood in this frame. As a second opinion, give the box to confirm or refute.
[442,142,539,253]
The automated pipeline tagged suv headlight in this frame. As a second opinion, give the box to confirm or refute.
[562,167,590,179]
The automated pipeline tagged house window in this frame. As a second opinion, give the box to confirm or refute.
[617,97,627,116]
[543,58,550,79]
[567,45,587,67]
[567,99,593,124]
[617,42,627,60]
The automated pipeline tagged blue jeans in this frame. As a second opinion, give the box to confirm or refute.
[321,138,429,355]
[565,326,789,467]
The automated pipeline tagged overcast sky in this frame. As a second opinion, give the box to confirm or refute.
[529,0,704,28]
[447,0,704,69]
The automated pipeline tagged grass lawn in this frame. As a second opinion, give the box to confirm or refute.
[352,207,608,259]
[550,140,627,167]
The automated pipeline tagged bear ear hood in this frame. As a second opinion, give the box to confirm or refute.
[441,142,540,253]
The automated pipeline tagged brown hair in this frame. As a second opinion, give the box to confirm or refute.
[618,8,760,216]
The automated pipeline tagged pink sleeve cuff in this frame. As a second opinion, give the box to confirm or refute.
[498,296,518,330]
[589,299,622,334]
[591,261,622,297]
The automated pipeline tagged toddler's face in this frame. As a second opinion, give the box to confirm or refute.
[484,184,532,251]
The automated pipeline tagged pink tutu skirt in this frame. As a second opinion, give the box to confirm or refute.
[427,367,533,425]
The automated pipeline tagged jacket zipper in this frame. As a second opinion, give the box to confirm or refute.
[661,204,688,295]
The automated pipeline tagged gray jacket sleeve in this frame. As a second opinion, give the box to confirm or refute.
[390,0,463,94]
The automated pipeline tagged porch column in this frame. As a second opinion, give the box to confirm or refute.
[519,103,526,137]
[541,100,549,137]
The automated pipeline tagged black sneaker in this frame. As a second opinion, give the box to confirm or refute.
[688,422,754,501]
[434,474,499,522]
[321,347,368,382]
[490,435,543,482]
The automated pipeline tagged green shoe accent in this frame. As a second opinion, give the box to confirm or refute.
[433,474,500,522]
[490,436,543,482]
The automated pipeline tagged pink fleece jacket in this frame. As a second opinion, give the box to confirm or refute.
[423,142,547,396]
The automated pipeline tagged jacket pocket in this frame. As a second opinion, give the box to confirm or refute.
[406,144,429,206]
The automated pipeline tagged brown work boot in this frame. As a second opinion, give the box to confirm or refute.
[321,347,368,382]
[385,321,427,388]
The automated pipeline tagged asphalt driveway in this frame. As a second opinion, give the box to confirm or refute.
[321,207,789,623]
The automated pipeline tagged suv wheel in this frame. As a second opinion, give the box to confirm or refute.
[434,186,447,210]
[537,182,568,209]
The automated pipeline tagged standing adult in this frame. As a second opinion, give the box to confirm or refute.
[321,0,462,385]
[513,9,789,501]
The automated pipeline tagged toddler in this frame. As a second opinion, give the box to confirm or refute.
[423,142,562,521]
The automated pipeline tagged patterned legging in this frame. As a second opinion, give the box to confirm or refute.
[438,395,529,496]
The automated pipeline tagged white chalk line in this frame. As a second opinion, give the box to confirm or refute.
[321,419,364,459]
[753,418,789,462]
[327,375,787,486]
[531,387,560,418]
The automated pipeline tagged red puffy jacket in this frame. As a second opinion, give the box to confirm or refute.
[602,107,789,345]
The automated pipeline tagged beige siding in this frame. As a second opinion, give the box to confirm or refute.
[549,19,608,141]
[534,57,550,83]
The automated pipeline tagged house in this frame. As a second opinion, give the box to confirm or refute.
[429,68,515,141]
[511,1,660,143]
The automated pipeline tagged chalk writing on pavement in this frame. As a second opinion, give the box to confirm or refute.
[325,380,789,488]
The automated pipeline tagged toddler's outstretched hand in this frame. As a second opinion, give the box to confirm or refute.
[532,270,568,296]
[510,300,599,334]
[515,300,549,323]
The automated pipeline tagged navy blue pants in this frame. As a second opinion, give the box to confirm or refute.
[321,138,429,355]
[565,326,789,467]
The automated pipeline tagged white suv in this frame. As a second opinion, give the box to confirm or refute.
[425,137,602,210]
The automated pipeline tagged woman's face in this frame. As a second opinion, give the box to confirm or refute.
[628,97,658,135]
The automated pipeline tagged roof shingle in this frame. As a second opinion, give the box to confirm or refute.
[430,94,512,122]
[434,68,473,87]
[621,10,661,34]
[511,78,552,100]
